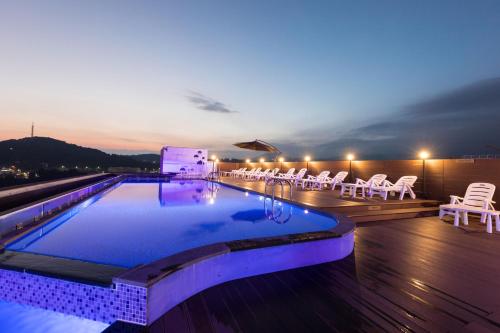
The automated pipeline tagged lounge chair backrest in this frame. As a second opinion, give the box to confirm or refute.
[334,171,348,181]
[286,168,295,175]
[270,168,280,176]
[463,183,496,208]
[368,174,387,186]
[317,171,331,180]
[295,168,307,179]
[394,176,418,187]
[253,168,261,174]
[248,168,255,173]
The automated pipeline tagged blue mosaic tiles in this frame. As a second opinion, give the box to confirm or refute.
[0,268,146,325]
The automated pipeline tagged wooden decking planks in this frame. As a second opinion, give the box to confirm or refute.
[146,217,500,333]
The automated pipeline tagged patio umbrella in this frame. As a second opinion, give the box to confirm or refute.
[233,139,281,160]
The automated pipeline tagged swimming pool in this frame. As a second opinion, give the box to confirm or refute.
[7,180,338,268]
[1,177,354,326]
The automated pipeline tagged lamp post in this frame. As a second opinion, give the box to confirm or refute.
[419,150,430,198]
[346,153,355,182]
[211,155,217,174]
[304,155,311,172]
[278,157,284,171]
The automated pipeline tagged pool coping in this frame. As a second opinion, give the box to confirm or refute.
[114,212,353,287]
[0,176,355,326]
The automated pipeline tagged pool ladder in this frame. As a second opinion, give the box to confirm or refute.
[264,177,293,201]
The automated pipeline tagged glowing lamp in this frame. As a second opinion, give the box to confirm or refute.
[278,157,285,163]
[419,150,430,160]
[304,155,311,162]
[245,158,251,163]
[259,158,265,163]
[346,153,355,161]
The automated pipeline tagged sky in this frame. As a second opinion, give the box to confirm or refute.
[1,0,500,159]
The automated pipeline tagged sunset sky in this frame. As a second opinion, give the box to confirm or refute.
[1,1,500,158]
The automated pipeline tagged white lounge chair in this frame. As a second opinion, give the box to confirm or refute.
[281,168,307,187]
[265,168,280,180]
[370,176,418,200]
[340,174,387,198]
[249,168,270,181]
[237,168,255,179]
[243,168,261,180]
[327,171,349,191]
[439,183,498,232]
[275,168,295,179]
[301,171,331,190]
[224,167,244,177]
[304,171,348,190]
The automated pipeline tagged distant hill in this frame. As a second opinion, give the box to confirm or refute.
[126,153,160,164]
[0,137,158,170]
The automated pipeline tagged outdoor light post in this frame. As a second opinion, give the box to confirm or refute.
[279,157,284,171]
[211,155,217,174]
[419,150,430,198]
[304,155,311,172]
[346,153,355,182]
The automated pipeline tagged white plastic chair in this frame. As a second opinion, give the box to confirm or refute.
[275,168,295,179]
[439,183,496,230]
[301,171,331,190]
[370,176,418,200]
[340,174,387,198]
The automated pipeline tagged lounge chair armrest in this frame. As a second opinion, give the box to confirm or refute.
[449,195,463,204]
[382,180,394,187]
[484,199,496,210]
[355,178,365,185]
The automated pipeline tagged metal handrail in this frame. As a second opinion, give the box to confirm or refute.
[264,177,293,201]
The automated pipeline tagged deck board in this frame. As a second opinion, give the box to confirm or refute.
[147,216,500,332]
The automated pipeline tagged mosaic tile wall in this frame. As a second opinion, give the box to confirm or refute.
[0,268,147,325]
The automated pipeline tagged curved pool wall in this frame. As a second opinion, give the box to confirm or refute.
[115,217,354,324]
[0,177,355,326]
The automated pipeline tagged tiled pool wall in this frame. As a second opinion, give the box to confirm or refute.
[0,268,147,325]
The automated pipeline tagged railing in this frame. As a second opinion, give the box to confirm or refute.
[264,198,293,224]
[264,177,293,201]
[0,175,124,238]
[461,154,500,159]
[207,171,221,181]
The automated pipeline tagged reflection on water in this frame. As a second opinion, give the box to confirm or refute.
[264,198,293,224]
[7,180,337,268]
[158,180,220,206]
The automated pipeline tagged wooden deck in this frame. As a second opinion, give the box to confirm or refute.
[107,178,500,332]
[218,178,441,222]
[143,217,500,332]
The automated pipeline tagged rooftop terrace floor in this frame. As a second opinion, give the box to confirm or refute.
[148,215,500,333]
[143,178,500,333]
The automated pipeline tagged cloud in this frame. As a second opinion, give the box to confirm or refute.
[186,91,237,114]
[257,78,500,160]
[313,78,500,159]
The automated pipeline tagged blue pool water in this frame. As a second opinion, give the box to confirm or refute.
[0,300,108,333]
[7,180,337,268]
